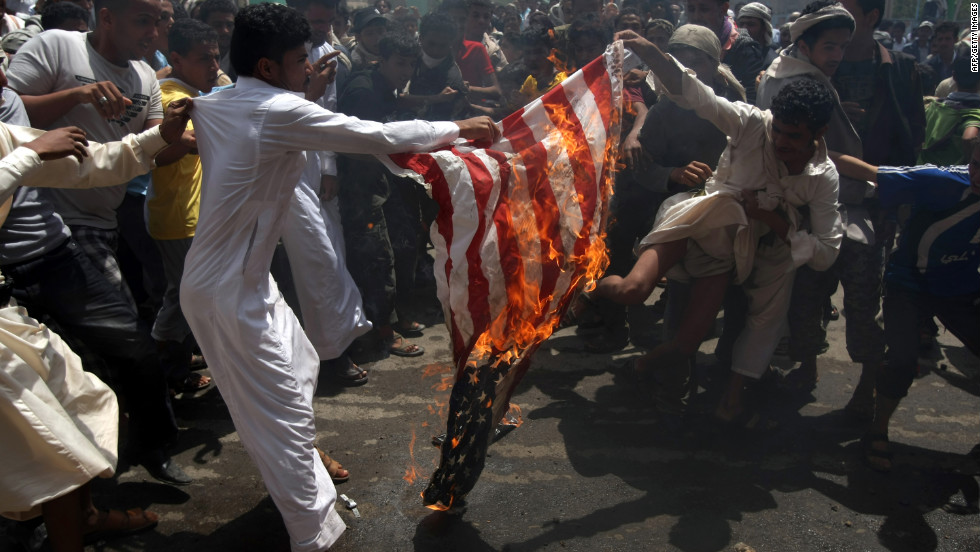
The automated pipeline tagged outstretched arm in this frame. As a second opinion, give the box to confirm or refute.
[828,152,878,184]
[0,99,194,203]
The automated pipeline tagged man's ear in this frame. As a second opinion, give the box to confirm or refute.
[868,8,881,31]
[168,51,183,73]
[255,57,276,81]
[797,39,811,59]
[98,7,113,29]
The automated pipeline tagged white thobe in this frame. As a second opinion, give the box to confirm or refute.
[182,77,459,552]
[642,61,843,379]
[281,41,371,361]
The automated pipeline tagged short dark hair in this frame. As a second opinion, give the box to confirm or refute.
[770,78,835,133]
[230,3,311,77]
[798,1,855,48]
[93,0,127,11]
[497,61,530,87]
[615,7,644,27]
[934,21,959,38]
[378,32,421,60]
[852,0,884,29]
[169,18,218,56]
[418,12,458,39]
[952,56,980,90]
[570,14,611,48]
[286,0,341,10]
[467,0,494,11]
[520,24,553,50]
[41,1,89,29]
[198,0,238,23]
[171,0,189,20]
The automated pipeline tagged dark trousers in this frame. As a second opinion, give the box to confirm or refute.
[789,237,886,364]
[594,179,667,330]
[116,192,166,312]
[3,239,178,453]
[878,284,980,400]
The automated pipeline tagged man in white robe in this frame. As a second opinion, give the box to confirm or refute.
[180,5,498,551]
[281,0,372,390]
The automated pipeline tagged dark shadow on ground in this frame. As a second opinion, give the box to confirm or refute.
[411,511,496,552]
[499,349,979,552]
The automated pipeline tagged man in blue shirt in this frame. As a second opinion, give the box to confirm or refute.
[831,143,980,473]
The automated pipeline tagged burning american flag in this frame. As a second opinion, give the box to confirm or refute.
[383,42,626,510]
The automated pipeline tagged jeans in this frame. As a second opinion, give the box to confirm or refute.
[3,239,178,453]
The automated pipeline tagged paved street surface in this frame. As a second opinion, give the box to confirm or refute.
[2,287,978,552]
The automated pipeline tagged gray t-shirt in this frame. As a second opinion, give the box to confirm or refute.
[0,88,71,265]
[6,29,163,229]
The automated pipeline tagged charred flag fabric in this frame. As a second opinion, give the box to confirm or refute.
[382,42,626,509]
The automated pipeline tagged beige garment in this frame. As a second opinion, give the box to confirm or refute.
[641,59,843,284]
[0,122,169,204]
[0,305,119,520]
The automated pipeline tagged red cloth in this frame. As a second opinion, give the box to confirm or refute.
[385,43,626,510]
[624,83,643,104]
[455,40,495,85]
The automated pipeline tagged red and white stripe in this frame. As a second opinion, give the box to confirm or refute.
[385,42,625,370]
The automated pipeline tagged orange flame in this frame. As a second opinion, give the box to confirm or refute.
[501,403,524,427]
[425,494,453,511]
[403,428,421,484]
[547,48,573,75]
[467,69,620,364]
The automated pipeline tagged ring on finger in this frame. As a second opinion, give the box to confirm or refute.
[97,96,109,106]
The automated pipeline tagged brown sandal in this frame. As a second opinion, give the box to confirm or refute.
[83,508,158,544]
[316,447,350,483]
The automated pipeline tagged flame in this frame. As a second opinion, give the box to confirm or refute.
[403,428,421,484]
[465,62,620,365]
[501,403,524,427]
[425,495,453,511]
[547,48,573,75]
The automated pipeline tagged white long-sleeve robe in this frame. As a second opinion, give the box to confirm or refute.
[182,76,459,552]
[281,40,371,362]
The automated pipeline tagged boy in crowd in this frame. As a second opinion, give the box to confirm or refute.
[339,32,429,358]
[685,0,765,102]
[147,18,220,394]
[518,24,566,101]
[406,12,470,121]
[919,56,980,166]
[463,0,507,72]
[281,0,374,395]
[181,5,496,550]
[350,6,387,70]
[757,2,881,421]
[924,20,957,90]
[597,30,842,423]
[828,148,979,474]
[197,0,237,83]
[444,0,500,103]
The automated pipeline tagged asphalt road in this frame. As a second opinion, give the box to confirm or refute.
[2,286,978,552]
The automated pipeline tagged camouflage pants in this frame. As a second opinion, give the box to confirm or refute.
[788,237,886,364]
[339,176,424,327]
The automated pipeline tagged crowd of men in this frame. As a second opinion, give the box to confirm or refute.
[0,0,977,551]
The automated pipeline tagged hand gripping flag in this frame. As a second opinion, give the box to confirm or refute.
[383,42,626,510]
